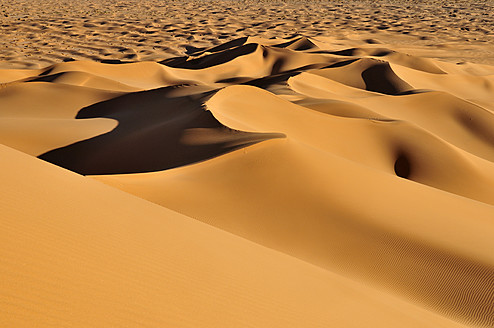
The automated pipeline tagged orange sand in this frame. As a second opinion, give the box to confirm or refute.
[1,1,493,327]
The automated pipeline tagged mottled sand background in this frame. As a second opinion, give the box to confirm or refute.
[1,0,494,68]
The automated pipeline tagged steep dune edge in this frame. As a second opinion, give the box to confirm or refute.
[0,144,469,328]
[38,86,284,174]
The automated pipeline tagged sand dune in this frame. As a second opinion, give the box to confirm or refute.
[4,144,473,328]
[39,86,284,174]
[1,1,494,327]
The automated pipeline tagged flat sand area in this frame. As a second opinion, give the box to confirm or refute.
[1,1,494,327]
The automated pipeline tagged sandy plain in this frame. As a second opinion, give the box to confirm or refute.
[1,0,494,327]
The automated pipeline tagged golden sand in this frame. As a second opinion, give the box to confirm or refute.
[1,1,493,327]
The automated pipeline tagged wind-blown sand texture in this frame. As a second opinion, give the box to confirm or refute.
[1,1,494,327]
[1,0,494,67]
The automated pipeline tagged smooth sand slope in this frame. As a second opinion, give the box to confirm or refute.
[1,1,494,327]
[3,144,471,328]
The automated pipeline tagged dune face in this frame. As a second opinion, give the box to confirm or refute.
[2,1,494,327]
[38,86,284,174]
[1,144,473,328]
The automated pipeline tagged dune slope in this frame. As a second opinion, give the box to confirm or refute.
[0,144,471,328]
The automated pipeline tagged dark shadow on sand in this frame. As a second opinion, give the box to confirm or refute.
[39,86,284,175]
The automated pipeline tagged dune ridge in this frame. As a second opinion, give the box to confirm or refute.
[1,7,494,328]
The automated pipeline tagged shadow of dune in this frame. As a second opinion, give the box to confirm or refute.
[361,62,413,95]
[159,43,258,69]
[206,37,249,53]
[28,72,67,83]
[39,86,285,175]
[273,36,318,51]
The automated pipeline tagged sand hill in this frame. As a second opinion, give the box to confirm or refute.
[1,1,493,327]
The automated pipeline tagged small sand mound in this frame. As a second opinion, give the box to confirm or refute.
[309,58,413,95]
[361,61,413,95]
[274,37,318,51]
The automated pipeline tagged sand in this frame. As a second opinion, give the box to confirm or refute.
[1,0,493,327]
[2,0,494,68]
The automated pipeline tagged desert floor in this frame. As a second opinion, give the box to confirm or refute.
[1,0,494,327]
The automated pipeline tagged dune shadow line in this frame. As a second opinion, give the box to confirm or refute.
[39,86,284,175]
